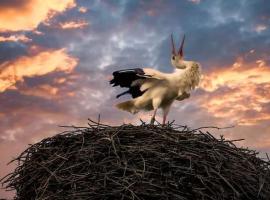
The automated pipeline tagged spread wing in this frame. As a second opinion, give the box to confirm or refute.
[110,68,166,99]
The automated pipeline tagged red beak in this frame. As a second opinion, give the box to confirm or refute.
[178,34,185,57]
[171,34,176,55]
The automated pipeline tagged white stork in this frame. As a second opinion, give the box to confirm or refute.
[110,34,201,125]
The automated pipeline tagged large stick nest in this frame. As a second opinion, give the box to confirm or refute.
[1,120,270,200]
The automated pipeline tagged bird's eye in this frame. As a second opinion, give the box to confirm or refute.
[172,56,175,60]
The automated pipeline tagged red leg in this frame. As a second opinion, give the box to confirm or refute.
[150,108,157,124]
[162,114,167,125]
[162,105,171,126]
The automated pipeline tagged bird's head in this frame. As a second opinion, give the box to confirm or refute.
[170,34,186,69]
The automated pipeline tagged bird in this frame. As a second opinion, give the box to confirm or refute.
[110,34,201,125]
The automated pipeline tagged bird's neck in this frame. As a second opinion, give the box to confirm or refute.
[180,60,193,65]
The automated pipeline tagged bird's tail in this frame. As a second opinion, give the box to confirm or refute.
[116,100,138,114]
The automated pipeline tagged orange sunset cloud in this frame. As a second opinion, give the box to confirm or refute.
[60,20,89,29]
[19,84,59,99]
[0,0,76,32]
[200,58,270,126]
[78,6,88,13]
[0,49,78,93]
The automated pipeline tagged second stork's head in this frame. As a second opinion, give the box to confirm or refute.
[170,34,186,69]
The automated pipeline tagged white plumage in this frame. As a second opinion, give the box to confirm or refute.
[110,34,201,125]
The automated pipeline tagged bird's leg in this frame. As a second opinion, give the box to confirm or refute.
[151,98,161,125]
[162,106,171,126]
[150,108,157,125]
[162,114,167,126]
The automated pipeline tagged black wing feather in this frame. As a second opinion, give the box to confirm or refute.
[110,68,148,98]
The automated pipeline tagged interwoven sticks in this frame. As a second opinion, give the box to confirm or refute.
[1,120,270,200]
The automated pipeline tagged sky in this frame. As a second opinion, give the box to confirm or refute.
[0,0,270,198]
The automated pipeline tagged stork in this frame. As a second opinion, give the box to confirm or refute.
[110,34,201,125]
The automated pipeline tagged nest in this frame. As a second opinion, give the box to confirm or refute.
[1,120,270,200]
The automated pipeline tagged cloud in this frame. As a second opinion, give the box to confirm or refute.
[0,0,76,32]
[19,84,59,99]
[254,24,267,33]
[188,0,201,4]
[0,34,31,42]
[59,20,89,29]
[78,6,87,13]
[0,48,78,93]
[0,43,28,63]
[200,57,270,126]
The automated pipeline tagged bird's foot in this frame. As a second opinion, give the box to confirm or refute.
[162,117,167,127]
[150,117,155,125]
[162,121,169,127]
